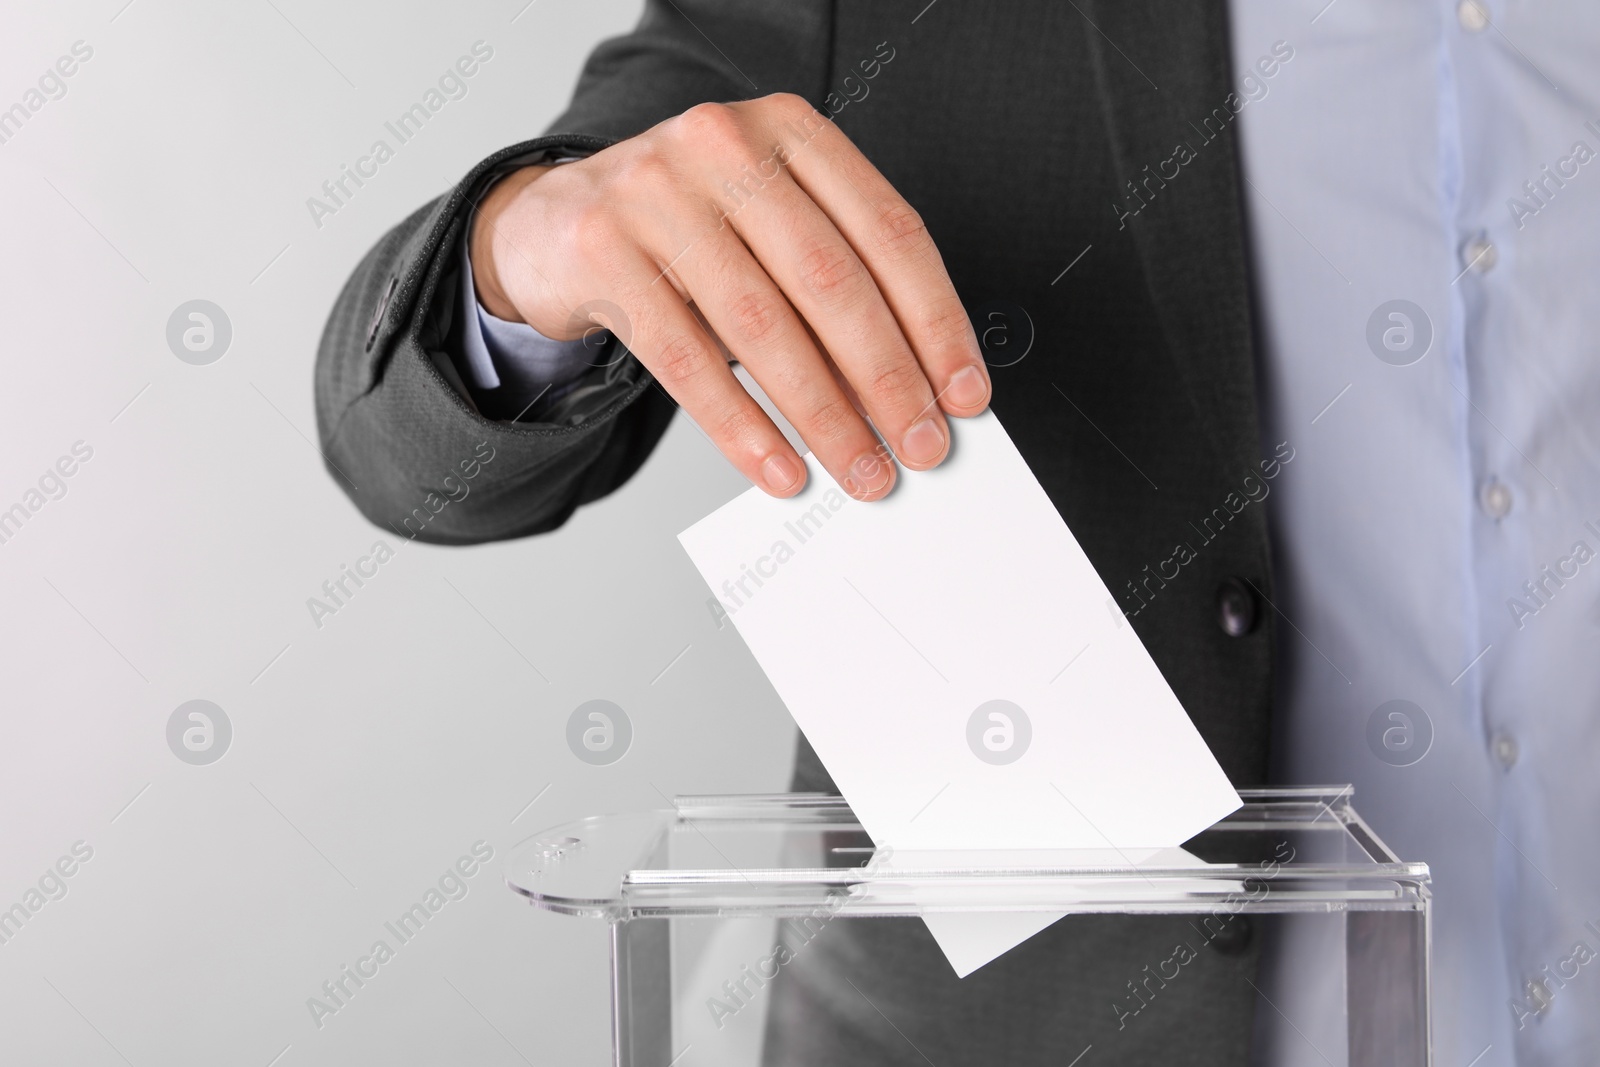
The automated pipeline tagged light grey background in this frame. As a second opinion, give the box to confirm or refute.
[0,1,800,1063]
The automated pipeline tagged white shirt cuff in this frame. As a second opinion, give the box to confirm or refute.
[455,240,603,395]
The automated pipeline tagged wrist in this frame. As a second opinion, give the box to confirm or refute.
[469,164,554,323]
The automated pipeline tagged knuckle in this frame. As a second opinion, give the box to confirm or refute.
[797,242,866,301]
[651,331,711,387]
[862,357,927,407]
[612,147,674,192]
[676,101,746,153]
[762,91,814,121]
[712,403,763,449]
[875,202,929,255]
[763,91,807,111]
[916,295,977,350]
[760,92,833,153]
[724,290,787,347]
[568,202,624,254]
[799,394,858,443]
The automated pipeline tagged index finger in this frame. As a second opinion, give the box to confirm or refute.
[761,97,992,419]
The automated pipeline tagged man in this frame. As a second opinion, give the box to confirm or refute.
[316,1,1600,1063]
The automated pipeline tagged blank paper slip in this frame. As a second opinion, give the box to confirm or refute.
[678,410,1241,974]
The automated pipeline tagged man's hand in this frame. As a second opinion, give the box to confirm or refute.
[469,93,990,501]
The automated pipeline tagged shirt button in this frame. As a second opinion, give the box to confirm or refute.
[1493,734,1519,768]
[1458,0,1490,31]
[1527,978,1554,1015]
[1217,579,1258,637]
[1479,479,1513,519]
[1461,235,1498,274]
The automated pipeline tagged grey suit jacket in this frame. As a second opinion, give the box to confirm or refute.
[316,1,1274,1061]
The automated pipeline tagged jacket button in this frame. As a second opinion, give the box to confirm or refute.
[1216,579,1257,637]
[1205,915,1254,956]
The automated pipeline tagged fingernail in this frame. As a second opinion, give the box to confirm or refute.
[899,417,946,466]
[844,450,892,497]
[945,364,989,410]
[762,452,800,492]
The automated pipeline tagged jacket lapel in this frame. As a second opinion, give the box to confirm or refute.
[1079,0,1261,475]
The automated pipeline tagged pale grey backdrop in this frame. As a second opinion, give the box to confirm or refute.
[0,1,801,1063]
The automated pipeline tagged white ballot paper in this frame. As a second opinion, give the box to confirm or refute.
[678,409,1241,975]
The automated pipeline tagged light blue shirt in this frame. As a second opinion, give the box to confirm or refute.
[466,6,1600,1061]
[1229,2,1600,1065]
[455,244,602,417]
[453,152,610,418]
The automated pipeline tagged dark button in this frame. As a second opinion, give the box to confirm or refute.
[1217,578,1257,637]
[1204,915,1254,956]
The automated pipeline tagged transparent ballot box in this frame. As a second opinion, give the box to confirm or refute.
[505,788,1431,1066]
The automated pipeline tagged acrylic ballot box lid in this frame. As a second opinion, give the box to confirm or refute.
[504,787,1430,921]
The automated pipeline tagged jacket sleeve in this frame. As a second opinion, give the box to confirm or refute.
[314,0,833,544]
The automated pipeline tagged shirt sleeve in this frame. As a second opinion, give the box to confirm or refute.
[454,237,614,421]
